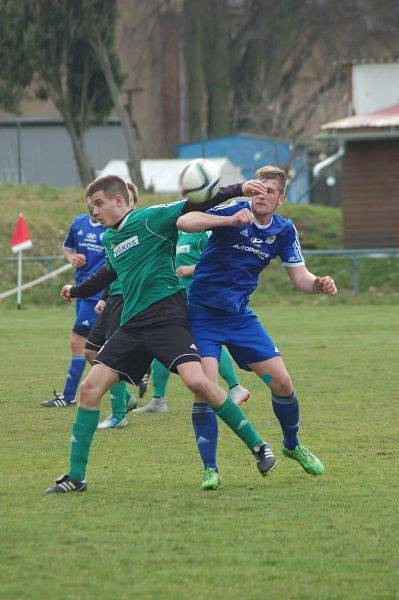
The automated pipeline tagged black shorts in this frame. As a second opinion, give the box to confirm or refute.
[94,292,201,384]
[85,295,123,350]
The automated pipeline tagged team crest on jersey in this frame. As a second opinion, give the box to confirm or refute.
[264,235,276,244]
[113,235,139,257]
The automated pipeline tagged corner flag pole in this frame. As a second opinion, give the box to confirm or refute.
[10,213,32,309]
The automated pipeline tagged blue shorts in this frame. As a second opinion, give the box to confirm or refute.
[73,299,98,337]
[187,305,280,371]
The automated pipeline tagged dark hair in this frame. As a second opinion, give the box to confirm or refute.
[255,165,288,193]
[86,175,130,205]
[126,181,139,205]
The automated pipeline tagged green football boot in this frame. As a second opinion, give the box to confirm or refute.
[201,467,220,491]
[282,442,325,475]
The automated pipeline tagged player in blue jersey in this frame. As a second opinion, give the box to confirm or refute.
[177,165,337,489]
[41,198,106,407]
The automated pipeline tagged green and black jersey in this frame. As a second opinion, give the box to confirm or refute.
[102,201,186,324]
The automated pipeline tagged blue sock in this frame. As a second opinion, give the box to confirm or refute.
[191,403,218,471]
[271,391,300,450]
[63,355,86,402]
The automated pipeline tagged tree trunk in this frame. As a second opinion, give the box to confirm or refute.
[51,95,94,187]
[89,33,144,189]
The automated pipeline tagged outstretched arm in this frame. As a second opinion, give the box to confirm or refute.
[177,208,254,233]
[60,263,117,302]
[181,179,266,215]
[285,266,337,295]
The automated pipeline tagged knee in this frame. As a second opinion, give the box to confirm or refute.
[270,373,293,397]
[79,377,100,408]
[84,348,97,365]
[70,332,85,355]
[184,373,208,397]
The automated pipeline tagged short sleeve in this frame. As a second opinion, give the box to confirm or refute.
[279,223,305,267]
[197,231,211,253]
[63,220,76,250]
[146,200,186,234]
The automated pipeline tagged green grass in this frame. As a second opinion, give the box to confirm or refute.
[1,305,397,599]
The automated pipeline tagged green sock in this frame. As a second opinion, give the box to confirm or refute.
[152,359,170,398]
[213,396,263,451]
[218,347,239,388]
[110,381,127,421]
[68,407,100,481]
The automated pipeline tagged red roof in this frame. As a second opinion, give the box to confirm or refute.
[322,103,399,130]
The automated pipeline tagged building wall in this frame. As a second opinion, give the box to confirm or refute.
[341,140,399,248]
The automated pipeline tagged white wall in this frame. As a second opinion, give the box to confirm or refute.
[352,63,399,115]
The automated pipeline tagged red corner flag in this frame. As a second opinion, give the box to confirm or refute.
[11,214,32,253]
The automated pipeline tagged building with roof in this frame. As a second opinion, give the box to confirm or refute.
[318,103,399,248]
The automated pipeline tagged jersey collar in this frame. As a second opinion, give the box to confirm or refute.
[249,202,274,229]
[114,210,133,231]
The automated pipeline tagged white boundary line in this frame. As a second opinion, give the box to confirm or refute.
[0,263,73,300]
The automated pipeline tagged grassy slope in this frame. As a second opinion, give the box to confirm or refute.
[1,305,397,598]
[1,182,398,306]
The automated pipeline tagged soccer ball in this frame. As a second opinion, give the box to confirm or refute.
[179,158,221,203]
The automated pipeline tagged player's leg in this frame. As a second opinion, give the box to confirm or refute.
[249,357,324,475]
[44,363,119,493]
[45,324,148,493]
[176,359,275,476]
[41,299,97,407]
[218,346,250,405]
[86,296,135,429]
[191,357,220,490]
[133,359,169,413]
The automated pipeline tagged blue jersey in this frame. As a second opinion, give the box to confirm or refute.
[63,214,106,301]
[188,199,305,314]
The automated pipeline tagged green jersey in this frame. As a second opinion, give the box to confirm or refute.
[175,231,210,290]
[102,201,186,324]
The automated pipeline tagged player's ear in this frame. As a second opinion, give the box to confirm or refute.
[278,194,285,206]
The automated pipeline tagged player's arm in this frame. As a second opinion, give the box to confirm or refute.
[181,179,266,215]
[285,265,337,295]
[177,207,253,232]
[60,263,117,302]
[63,246,86,268]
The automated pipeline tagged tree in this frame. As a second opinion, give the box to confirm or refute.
[81,0,144,188]
[0,0,125,187]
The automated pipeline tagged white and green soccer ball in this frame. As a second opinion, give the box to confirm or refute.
[179,158,221,203]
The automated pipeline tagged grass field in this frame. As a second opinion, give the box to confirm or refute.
[1,304,397,599]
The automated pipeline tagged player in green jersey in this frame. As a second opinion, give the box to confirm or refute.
[84,182,139,429]
[136,229,250,414]
[44,174,276,494]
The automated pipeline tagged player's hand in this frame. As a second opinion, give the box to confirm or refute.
[95,300,106,314]
[228,208,254,227]
[176,265,194,278]
[60,284,73,302]
[313,276,337,295]
[70,253,86,268]
[242,179,267,197]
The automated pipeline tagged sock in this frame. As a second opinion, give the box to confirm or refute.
[271,391,300,450]
[191,403,218,470]
[110,381,127,421]
[213,396,263,451]
[152,359,170,398]
[63,355,86,401]
[68,407,100,481]
[218,347,239,389]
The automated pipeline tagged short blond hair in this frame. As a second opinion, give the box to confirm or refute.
[255,165,287,194]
